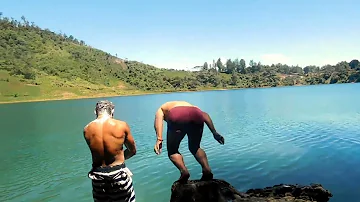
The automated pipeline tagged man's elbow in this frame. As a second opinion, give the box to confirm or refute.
[202,111,209,119]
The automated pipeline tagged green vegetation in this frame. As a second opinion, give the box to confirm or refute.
[1,13,359,103]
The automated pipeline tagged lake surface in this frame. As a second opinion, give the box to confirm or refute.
[0,83,360,202]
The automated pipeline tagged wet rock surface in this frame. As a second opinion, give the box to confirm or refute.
[170,179,333,202]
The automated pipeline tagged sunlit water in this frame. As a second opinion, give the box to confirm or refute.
[0,83,359,202]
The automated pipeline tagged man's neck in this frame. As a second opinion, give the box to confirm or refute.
[96,114,112,121]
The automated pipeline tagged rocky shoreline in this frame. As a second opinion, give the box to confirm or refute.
[170,179,333,202]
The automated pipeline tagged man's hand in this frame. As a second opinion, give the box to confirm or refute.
[213,132,225,145]
[154,139,163,155]
[154,108,164,155]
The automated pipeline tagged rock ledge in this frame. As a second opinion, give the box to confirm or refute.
[170,179,333,202]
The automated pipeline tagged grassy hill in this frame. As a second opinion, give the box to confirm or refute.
[1,14,359,103]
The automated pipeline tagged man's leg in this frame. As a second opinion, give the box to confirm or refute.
[166,123,190,182]
[91,179,109,202]
[187,123,213,180]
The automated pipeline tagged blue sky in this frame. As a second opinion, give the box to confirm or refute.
[2,0,359,70]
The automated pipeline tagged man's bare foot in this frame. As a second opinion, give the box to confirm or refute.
[200,172,213,181]
[177,171,190,183]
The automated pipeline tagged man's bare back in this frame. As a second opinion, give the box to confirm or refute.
[159,101,199,120]
[84,117,136,167]
[85,100,137,202]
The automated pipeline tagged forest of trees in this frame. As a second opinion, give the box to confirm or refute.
[196,57,360,87]
[1,13,359,94]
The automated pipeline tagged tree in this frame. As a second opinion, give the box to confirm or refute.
[216,58,224,72]
[349,59,359,69]
[239,59,246,73]
[303,65,319,74]
[0,12,359,101]
[248,60,259,73]
[230,71,238,85]
[203,62,208,71]
[226,59,235,73]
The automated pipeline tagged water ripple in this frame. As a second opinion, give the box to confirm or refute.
[1,84,360,202]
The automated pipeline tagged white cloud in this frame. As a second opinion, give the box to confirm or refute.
[260,53,291,65]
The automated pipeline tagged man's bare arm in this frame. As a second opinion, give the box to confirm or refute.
[124,122,137,160]
[203,112,225,144]
[154,108,164,140]
[202,112,217,134]
[83,127,91,147]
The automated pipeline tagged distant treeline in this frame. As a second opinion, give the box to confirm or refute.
[1,13,359,92]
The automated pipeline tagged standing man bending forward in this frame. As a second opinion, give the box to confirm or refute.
[153,101,225,183]
[84,100,137,202]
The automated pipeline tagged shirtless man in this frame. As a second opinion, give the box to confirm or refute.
[153,101,225,183]
[84,100,137,202]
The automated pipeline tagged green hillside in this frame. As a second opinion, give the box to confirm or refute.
[1,13,359,103]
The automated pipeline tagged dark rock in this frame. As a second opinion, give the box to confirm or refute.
[170,179,333,202]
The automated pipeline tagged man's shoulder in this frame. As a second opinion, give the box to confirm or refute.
[84,119,100,132]
[110,119,129,127]
[83,121,93,131]
[110,119,130,133]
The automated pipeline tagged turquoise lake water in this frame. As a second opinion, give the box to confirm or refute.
[0,83,359,202]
